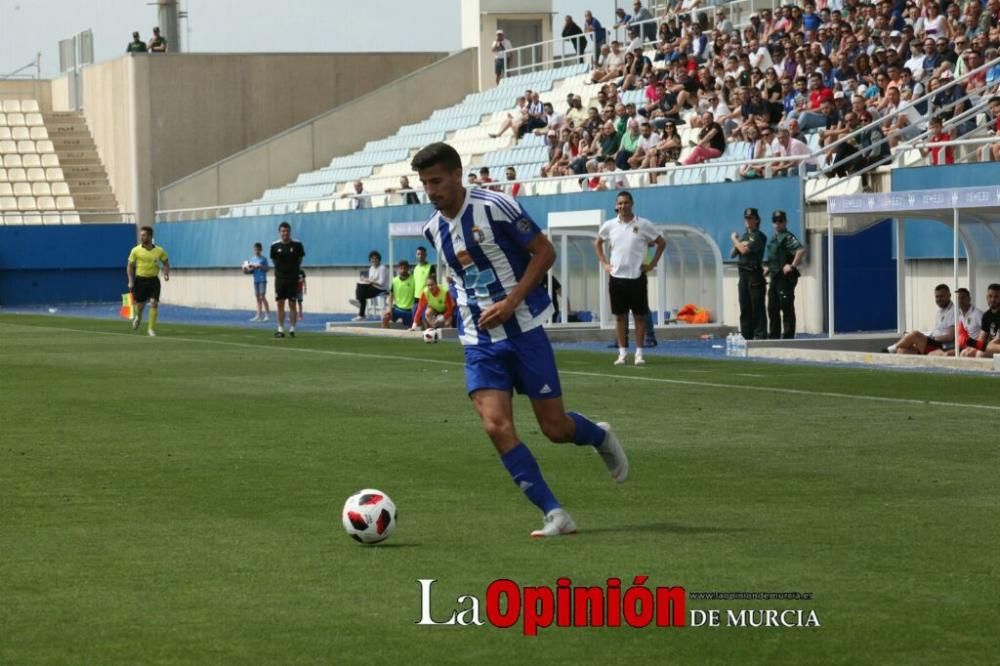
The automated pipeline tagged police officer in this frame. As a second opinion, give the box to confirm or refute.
[765,210,806,339]
[730,207,767,340]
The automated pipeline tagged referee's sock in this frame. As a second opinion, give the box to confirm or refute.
[568,412,605,447]
[148,307,158,332]
[501,443,561,514]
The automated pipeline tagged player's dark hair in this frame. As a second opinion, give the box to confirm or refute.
[616,191,634,204]
[139,225,153,236]
[397,260,410,267]
[934,283,950,292]
[253,242,262,250]
[988,283,1000,292]
[416,246,427,254]
[278,221,291,231]
[411,142,463,172]
[955,287,970,295]
[479,166,490,175]
[368,250,382,261]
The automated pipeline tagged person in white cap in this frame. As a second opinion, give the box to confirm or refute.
[492,29,513,84]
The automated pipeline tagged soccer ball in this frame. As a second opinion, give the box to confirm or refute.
[423,328,441,343]
[241,260,252,273]
[342,489,397,544]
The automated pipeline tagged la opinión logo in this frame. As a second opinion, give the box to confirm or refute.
[416,577,686,635]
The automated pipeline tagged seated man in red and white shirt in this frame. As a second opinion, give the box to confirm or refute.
[885,284,955,354]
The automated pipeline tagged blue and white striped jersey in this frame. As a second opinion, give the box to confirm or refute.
[422,187,553,346]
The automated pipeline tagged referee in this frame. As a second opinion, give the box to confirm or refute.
[594,191,666,366]
[126,225,170,337]
[269,221,306,338]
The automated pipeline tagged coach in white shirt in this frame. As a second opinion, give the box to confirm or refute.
[886,284,955,355]
[594,191,666,366]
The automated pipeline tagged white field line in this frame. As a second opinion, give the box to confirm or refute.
[3,321,999,413]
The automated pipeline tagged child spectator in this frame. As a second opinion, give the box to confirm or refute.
[296,269,307,321]
[246,242,270,322]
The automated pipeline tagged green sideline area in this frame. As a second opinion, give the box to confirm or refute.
[1,314,997,664]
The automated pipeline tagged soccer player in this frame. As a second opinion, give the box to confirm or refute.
[961,283,1000,358]
[269,221,305,338]
[412,142,629,538]
[126,225,170,337]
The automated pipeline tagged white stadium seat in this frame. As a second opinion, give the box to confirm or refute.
[12,182,31,197]
[3,213,23,224]
[3,155,22,168]
[2,100,21,113]
[32,182,51,196]
[56,196,74,210]
[17,196,37,211]
[51,182,70,196]
[36,196,56,210]
[20,100,40,113]
[0,140,16,154]
[22,213,42,225]
[0,168,5,182]
[26,168,45,182]
[25,113,43,127]
[21,154,41,168]
[45,167,64,181]
[61,212,81,224]
[7,167,26,181]
[17,140,36,154]
[0,128,10,140]
[41,154,60,168]
[0,183,12,196]
[35,140,54,154]
[29,127,48,140]
[0,113,6,126]
[6,113,25,126]
[43,212,63,225]
[11,126,30,140]
[0,196,16,211]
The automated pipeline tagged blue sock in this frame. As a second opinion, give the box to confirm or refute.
[501,443,561,514]
[568,412,606,447]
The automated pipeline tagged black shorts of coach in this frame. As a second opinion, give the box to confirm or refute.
[274,277,298,301]
[609,275,650,316]
[133,276,161,303]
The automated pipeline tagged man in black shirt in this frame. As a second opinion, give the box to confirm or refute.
[269,221,306,338]
[961,283,1000,358]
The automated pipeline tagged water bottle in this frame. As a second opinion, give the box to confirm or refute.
[725,332,734,356]
[736,333,747,358]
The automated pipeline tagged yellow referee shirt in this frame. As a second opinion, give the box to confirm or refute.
[128,244,168,278]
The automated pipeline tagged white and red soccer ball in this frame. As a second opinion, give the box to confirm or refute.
[423,328,441,343]
[342,489,397,544]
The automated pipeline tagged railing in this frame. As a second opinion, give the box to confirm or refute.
[155,153,813,222]
[802,52,1000,200]
[0,210,136,225]
[0,55,43,103]
[897,136,1000,166]
[503,2,750,80]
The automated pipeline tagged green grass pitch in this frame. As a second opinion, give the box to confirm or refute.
[1,314,997,664]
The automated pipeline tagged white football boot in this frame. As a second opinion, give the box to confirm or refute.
[595,422,629,483]
[530,508,577,538]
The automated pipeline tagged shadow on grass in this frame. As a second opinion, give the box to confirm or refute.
[581,521,752,536]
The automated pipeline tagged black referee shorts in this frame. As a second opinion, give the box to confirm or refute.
[274,277,298,301]
[133,276,161,304]
[609,275,650,316]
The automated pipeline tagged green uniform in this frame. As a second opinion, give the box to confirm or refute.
[126,40,147,53]
[736,228,767,340]
[390,274,416,311]
[412,263,433,305]
[766,230,804,339]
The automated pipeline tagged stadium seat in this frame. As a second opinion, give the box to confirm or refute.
[61,212,81,224]
[26,168,45,182]
[55,196,74,210]
[20,100,40,113]
[21,154,40,168]
[0,168,5,182]
[2,100,20,113]
[36,196,56,210]
[29,127,48,140]
[7,167,25,181]
[35,140,54,154]
[45,167,64,181]
[0,128,12,140]
[3,155,22,168]
[51,182,70,196]
[41,212,61,224]
[0,196,16,211]
[17,196,37,211]
[22,213,42,225]
[0,113,6,126]
[6,113,25,126]
[3,213,23,224]
[16,140,35,154]
[12,182,31,197]
[0,140,16,154]
[11,126,30,141]
[25,113,43,127]
[0,183,11,196]
[40,154,60,168]
[32,182,51,196]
